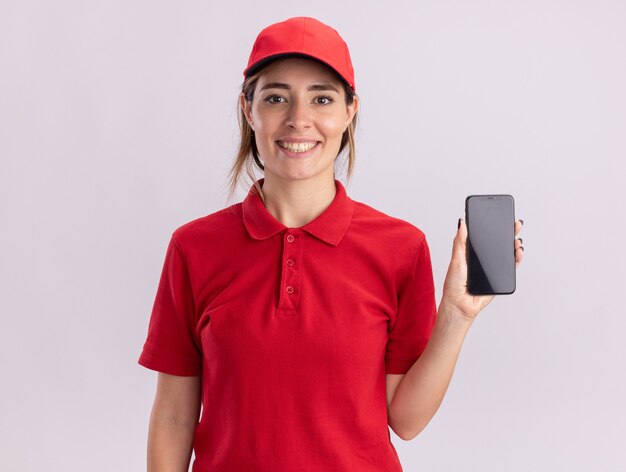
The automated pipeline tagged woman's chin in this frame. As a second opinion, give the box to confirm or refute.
[264,164,335,183]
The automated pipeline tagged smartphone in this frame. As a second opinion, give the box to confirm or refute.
[465,195,516,295]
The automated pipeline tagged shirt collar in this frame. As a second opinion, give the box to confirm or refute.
[242,178,354,246]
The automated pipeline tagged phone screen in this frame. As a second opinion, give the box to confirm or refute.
[465,195,516,295]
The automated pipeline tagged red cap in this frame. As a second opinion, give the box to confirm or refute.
[243,17,356,91]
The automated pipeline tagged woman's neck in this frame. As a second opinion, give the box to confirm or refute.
[260,174,337,229]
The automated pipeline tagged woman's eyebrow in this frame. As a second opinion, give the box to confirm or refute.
[309,84,340,92]
[259,82,290,91]
[259,82,340,93]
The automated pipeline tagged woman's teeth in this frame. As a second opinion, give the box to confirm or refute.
[277,141,318,152]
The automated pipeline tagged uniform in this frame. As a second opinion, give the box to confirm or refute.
[138,177,437,471]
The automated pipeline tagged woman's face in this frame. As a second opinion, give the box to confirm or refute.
[241,58,358,184]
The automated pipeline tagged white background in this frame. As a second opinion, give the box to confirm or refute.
[1,0,625,470]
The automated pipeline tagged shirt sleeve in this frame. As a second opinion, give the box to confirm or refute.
[385,236,438,374]
[138,235,202,376]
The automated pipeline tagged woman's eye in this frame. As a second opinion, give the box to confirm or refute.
[316,95,334,105]
[264,95,285,104]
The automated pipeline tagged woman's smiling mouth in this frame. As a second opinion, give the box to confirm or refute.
[277,141,320,153]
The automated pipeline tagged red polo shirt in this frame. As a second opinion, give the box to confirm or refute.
[138,178,437,471]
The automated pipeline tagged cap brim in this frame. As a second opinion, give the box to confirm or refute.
[244,53,351,88]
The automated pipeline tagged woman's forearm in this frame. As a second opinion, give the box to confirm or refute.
[388,302,474,440]
[146,373,201,471]
[147,409,197,472]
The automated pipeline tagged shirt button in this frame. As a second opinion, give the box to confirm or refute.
[286,234,295,243]
[285,285,294,294]
[286,258,294,266]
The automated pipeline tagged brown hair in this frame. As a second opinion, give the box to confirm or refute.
[225,61,358,204]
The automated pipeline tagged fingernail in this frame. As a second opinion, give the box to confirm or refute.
[518,238,523,244]
[520,246,524,251]
[520,219,524,225]
[458,218,461,229]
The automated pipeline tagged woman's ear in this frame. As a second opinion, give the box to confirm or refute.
[345,95,359,126]
[240,93,254,129]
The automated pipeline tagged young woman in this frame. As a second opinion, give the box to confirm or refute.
[138,16,524,471]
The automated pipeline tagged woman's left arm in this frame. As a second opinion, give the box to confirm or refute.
[388,219,524,440]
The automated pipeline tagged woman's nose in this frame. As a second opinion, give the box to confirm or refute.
[285,99,312,130]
